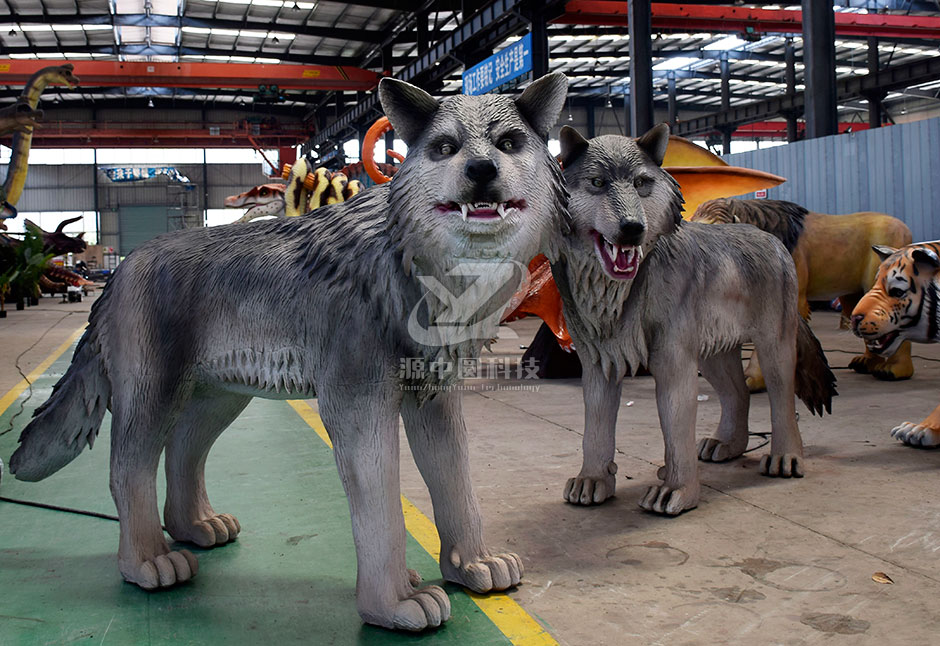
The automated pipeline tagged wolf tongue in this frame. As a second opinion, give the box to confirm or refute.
[615,248,632,271]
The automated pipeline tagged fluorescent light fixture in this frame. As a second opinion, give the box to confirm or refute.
[653,57,699,71]
[704,36,748,51]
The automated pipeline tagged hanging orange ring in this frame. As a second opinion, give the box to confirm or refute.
[362,116,398,184]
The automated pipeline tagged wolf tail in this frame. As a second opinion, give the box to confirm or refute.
[9,330,110,481]
[794,317,837,416]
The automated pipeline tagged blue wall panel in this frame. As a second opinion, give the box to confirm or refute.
[722,116,940,242]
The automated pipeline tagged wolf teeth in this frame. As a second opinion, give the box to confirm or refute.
[497,203,506,218]
[460,204,469,220]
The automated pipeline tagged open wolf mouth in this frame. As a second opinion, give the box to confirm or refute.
[436,199,527,221]
[864,330,900,355]
[592,231,641,280]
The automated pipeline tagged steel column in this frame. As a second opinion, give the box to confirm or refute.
[628,0,654,136]
[867,37,884,128]
[667,74,677,128]
[528,2,550,78]
[802,1,837,139]
[586,100,596,138]
[784,39,798,142]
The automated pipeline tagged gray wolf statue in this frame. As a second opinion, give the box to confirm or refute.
[550,126,836,515]
[852,242,940,447]
[691,198,913,388]
[9,73,569,631]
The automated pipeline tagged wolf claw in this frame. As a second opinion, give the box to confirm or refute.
[697,437,747,462]
[639,484,699,516]
[443,550,523,592]
[563,474,615,505]
[122,550,198,590]
[392,586,450,631]
[759,453,804,478]
[168,512,241,547]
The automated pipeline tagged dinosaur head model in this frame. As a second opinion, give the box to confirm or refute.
[381,73,569,274]
[556,124,683,281]
[24,216,87,255]
[0,100,43,136]
[224,183,286,219]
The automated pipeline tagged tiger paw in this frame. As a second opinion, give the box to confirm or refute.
[638,483,699,516]
[745,375,766,393]
[871,364,913,381]
[891,422,940,448]
[848,354,874,374]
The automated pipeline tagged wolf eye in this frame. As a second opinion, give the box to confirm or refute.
[591,177,605,188]
[439,143,457,155]
[889,287,906,298]
[634,176,652,189]
[497,139,515,152]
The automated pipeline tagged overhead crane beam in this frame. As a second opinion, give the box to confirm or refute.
[0,60,381,92]
[556,2,940,40]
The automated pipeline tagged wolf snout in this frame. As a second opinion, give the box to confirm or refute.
[465,158,499,184]
[618,220,646,245]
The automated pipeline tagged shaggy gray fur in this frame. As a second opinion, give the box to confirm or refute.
[9,73,569,632]
[550,126,836,515]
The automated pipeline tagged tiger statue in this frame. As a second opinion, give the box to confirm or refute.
[852,241,940,447]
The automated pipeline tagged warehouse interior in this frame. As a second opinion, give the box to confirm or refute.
[2,1,940,645]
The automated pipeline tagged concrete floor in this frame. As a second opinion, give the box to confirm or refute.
[3,293,940,645]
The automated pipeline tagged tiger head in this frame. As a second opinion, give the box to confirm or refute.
[851,243,940,356]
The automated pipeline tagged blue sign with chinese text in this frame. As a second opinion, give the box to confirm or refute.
[462,33,533,96]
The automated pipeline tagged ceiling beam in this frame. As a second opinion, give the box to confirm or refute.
[676,51,940,136]
[556,2,940,40]
[0,59,381,91]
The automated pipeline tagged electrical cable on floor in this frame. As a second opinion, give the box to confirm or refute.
[0,310,79,438]
[0,496,168,531]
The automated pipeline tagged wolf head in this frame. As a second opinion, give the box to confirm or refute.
[556,125,682,281]
[379,73,568,271]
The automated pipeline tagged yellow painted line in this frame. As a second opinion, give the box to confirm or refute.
[0,323,87,417]
[287,399,557,646]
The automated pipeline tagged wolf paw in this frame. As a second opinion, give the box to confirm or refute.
[639,484,699,516]
[759,453,804,478]
[697,437,746,462]
[563,463,617,505]
[169,513,240,547]
[891,422,940,448]
[121,550,198,590]
[391,586,451,632]
[443,549,524,593]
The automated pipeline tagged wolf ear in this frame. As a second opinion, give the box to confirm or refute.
[913,247,940,269]
[378,78,440,147]
[559,126,589,168]
[636,123,671,167]
[515,72,569,140]
[872,245,897,262]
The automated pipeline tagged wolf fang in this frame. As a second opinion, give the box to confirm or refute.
[9,73,569,633]
[551,125,836,515]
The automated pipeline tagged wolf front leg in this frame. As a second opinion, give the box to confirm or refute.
[319,385,450,632]
[563,359,621,505]
[641,353,700,516]
[697,349,750,463]
[401,390,523,594]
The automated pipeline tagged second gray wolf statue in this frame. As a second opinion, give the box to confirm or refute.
[9,73,569,631]
[550,126,836,515]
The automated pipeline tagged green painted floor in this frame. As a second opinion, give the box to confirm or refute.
[0,343,515,646]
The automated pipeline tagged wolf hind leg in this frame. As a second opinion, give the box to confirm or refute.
[641,354,700,516]
[563,360,621,505]
[320,385,449,632]
[163,389,251,548]
[401,390,522,594]
[755,331,804,478]
[110,394,198,590]
[697,349,750,463]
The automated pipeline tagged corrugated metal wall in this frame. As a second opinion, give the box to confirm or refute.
[723,116,940,242]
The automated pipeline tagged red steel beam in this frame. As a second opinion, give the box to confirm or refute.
[729,120,871,138]
[0,60,381,91]
[557,2,940,39]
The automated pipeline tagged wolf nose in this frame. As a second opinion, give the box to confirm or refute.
[618,220,646,245]
[465,158,499,184]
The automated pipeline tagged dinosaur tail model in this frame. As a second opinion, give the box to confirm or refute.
[3,64,80,208]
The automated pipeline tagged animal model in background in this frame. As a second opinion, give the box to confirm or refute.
[550,126,835,515]
[852,242,940,447]
[9,72,570,632]
[691,198,913,390]
[281,158,363,217]
[223,183,287,222]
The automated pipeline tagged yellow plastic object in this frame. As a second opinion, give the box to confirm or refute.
[667,166,786,218]
[281,163,292,180]
[662,135,728,167]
